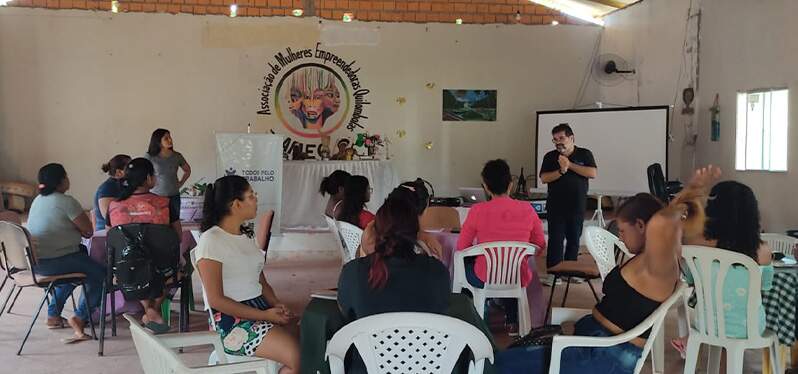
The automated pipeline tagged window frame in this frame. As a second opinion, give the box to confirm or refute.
[734,87,789,173]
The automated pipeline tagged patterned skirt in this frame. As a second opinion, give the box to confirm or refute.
[211,296,274,357]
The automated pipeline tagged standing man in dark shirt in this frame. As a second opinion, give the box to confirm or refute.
[539,123,597,282]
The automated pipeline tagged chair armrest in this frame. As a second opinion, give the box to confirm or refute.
[158,331,222,349]
[188,360,274,374]
[550,307,591,325]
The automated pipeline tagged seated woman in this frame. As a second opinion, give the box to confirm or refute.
[456,159,547,333]
[671,180,773,355]
[320,170,350,218]
[193,175,299,373]
[358,179,443,258]
[107,158,181,333]
[27,163,105,342]
[338,190,451,374]
[535,166,718,374]
[334,175,374,230]
[614,193,665,255]
[94,154,131,231]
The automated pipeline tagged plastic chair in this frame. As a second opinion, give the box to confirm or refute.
[0,211,22,298]
[452,241,538,335]
[124,314,276,374]
[0,221,97,355]
[325,312,494,374]
[337,221,363,264]
[548,282,687,374]
[760,233,798,255]
[324,216,349,264]
[680,245,781,374]
[189,249,280,372]
[256,211,274,254]
[584,226,627,280]
[420,206,461,231]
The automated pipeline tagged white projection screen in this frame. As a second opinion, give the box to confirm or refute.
[535,106,669,196]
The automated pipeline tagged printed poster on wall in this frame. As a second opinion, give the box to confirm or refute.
[216,133,284,235]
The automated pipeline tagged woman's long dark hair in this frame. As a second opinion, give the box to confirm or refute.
[118,158,155,201]
[319,170,350,196]
[397,179,431,216]
[37,163,67,196]
[147,128,170,156]
[201,175,253,236]
[368,190,421,289]
[704,181,761,261]
[337,175,369,227]
[101,154,131,177]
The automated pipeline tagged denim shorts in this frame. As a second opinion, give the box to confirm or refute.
[558,315,643,374]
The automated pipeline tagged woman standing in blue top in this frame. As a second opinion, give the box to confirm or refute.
[144,129,191,223]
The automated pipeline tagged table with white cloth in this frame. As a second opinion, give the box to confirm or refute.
[281,160,400,229]
[425,230,547,329]
[762,262,798,373]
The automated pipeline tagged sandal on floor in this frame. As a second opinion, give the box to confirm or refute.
[61,335,91,344]
[47,317,67,329]
[144,321,171,335]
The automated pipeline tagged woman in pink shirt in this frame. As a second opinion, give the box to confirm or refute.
[456,159,546,333]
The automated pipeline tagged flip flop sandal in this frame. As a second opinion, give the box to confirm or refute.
[61,335,91,344]
[47,317,67,329]
[144,321,171,335]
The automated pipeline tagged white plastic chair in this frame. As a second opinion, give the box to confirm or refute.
[760,233,797,255]
[337,221,363,263]
[548,282,688,374]
[124,314,276,374]
[680,245,781,374]
[189,249,280,372]
[324,216,349,264]
[452,241,538,336]
[584,226,629,280]
[325,312,494,374]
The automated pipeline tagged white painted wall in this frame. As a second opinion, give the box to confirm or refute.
[598,0,798,232]
[0,8,600,209]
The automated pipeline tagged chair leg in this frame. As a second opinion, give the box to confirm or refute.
[83,284,97,340]
[99,280,107,356]
[0,284,16,317]
[682,337,701,374]
[17,284,53,355]
[560,277,572,307]
[110,285,117,337]
[544,276,558,323]
[586,280,599,302]
[725,346,744,374]
[0,275,8,297]
[768,340,781,374]
[707,345,722,374]
[7,286,23,314]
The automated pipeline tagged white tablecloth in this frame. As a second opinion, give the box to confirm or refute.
[281,160,400,229]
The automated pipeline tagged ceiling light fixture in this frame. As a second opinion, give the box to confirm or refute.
[528,0,604,26]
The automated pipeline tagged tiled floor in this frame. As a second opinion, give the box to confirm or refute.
[0,256,773,373]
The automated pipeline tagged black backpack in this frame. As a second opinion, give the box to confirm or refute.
[107,223,180,301]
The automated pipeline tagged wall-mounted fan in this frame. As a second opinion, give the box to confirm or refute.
[592,53,636,86]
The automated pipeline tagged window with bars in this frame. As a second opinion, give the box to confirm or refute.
[735,89,789,171]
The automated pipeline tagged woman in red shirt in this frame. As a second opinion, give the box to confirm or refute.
[335,175,374,229]
[108,158,181,333]
[456,159,547,333]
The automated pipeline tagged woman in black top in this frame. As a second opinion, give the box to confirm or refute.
[337,188,450,373]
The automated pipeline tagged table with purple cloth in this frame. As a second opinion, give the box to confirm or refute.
[425,230,547,328]
[82,224,199,314]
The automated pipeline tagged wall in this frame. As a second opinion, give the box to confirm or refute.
[3,0,581,25]
[598,0,798,232]
[0,7,600,210]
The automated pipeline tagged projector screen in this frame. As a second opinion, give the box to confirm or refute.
[535,106,669,196]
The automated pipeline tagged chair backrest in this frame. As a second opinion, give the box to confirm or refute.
[459,241,537,289]
[633,282,687,373]
[337,221,363,263]
[189,249,216,328]
[0,221,33,275]
[647,163,668,202]
[585,226,630,280]
[420,206,461,231]
[324,216,348,263]
[124,314,190,373]
[760,233,797,255]
[0,210,21,224]
[256,211,274,253]
[325,312,494,374]
[681,245,767,343]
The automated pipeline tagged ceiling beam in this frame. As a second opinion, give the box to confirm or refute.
[587,0,627,9]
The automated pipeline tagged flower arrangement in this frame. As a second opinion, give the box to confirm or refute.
[364,134,384,148]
